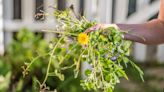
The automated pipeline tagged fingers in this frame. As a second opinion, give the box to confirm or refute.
[85,24,102,33]
[84,24,119,33]
[108,24,119,30]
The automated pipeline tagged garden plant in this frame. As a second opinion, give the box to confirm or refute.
[23,7,144,92]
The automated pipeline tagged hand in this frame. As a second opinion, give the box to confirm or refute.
[85,24,119,33]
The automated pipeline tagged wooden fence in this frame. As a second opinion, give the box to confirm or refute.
[0,0,164,63]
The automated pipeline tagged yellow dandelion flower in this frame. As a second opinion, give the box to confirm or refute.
[78,33,89,45]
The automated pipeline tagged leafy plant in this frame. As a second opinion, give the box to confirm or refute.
[0,28,49,91]
[23,7,144,92]
[0,28,86,92]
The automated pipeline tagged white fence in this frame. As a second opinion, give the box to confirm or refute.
[0,0,3,55]
[1,0,164,63]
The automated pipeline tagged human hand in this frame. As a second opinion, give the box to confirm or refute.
[85,24,119,33]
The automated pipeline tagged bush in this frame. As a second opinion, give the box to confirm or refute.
[0,28,87,92]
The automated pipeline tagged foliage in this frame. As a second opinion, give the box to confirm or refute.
[0,28,48,91]
[0,71,11,91]
[23,7,144,92]
[0,28,86,92]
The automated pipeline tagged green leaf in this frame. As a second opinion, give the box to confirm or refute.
[129,61,144,82]
[85,69,91,76]
[15,79,23,92]
[117,69,129,80]
[0,72,11,91]
[48,70,65,81]
[55,47,62,53]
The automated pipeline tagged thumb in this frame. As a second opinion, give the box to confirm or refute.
[84,24,102,33]
[103,24,119,30]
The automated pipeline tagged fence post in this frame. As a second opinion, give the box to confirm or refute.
[0,0,4,55]
[97,0,112,23]
[114,0,129,23]
[84,0,98,21]
[22,0,35,22]
[44,0,56,42]
[3,0,13,51]
[157,45,164,63]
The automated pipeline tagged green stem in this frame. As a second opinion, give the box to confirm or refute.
[23,53,49,77]
[41,36,64,85]
[74,49,86,78]
[61,64,75,70]
[59,43,78,65]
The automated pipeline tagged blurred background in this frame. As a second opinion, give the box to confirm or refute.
[0,0,164,92]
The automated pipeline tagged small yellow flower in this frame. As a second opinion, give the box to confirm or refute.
[78,33,89,45]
